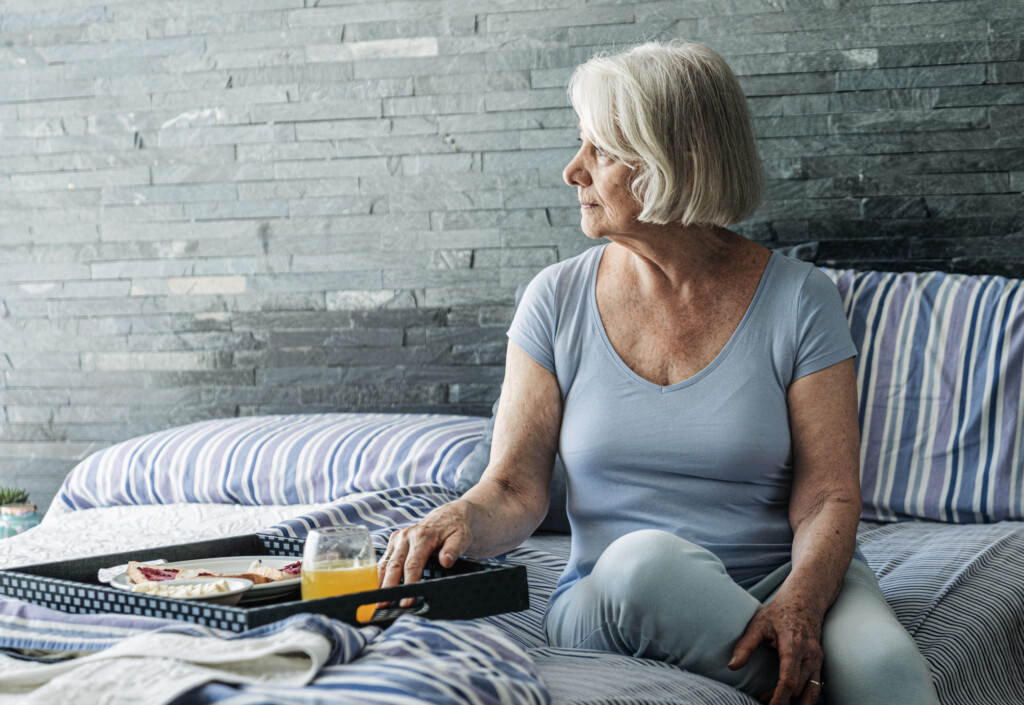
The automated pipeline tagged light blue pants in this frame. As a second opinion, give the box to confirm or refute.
[545,530,940,704]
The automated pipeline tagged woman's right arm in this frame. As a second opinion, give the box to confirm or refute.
[378,340,563,589]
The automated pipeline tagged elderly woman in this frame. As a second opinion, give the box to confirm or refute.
[380,42,939,705]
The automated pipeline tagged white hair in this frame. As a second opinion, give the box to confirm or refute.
[568,41,763,227]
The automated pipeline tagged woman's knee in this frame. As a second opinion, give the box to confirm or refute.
[600,530,688,564]
[591,530,730,602]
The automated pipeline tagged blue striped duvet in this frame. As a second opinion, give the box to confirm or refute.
[266,485,1024,705]
[5,485,1021,704]
[0,601,548,705]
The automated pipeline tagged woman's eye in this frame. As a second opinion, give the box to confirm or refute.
[577,136,609,160]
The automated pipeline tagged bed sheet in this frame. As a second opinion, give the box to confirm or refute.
[0,495,549,705]
[0,486,757,705]
[0,501,338,570]
[4,487,1020,704]
[263,485,1024,705]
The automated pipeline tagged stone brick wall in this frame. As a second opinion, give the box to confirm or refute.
[0,0,1021,512]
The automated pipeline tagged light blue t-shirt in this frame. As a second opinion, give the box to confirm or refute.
[508,244,858,603]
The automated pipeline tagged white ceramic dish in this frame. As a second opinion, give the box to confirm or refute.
[128,577,254,606]
[110,556,301,603]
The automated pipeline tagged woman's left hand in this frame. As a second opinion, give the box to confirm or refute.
[728,591,824,705]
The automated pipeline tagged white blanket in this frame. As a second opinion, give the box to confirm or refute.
[0,502,337,570]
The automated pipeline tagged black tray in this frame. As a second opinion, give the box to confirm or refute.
[0,533,529,633]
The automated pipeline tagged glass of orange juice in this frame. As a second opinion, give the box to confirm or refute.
[301,525,378,622]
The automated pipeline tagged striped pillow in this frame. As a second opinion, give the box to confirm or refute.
[52,413,486,515]
[822,268,1024,523]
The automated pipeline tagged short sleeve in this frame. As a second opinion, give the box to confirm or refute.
[507,266,559,374]
[792,267,858,381]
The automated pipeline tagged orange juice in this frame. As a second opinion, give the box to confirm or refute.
[301,559,378,622]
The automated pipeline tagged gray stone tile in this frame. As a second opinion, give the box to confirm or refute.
[0,0,1020,507]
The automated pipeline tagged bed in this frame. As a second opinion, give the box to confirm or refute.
[3,261,1024,704]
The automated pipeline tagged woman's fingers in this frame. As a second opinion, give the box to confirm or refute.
[728,617,769,670]
[735,596,824,705]
[378,529,411,588]
[437,531,465,568]
[769,632,823,705]
[767,634,800,705]
[793,635,823,703]
[376,527,430,608]
[375,512,473,608]
[796,673,823,705]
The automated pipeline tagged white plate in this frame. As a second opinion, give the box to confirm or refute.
[128,577,254,606]
[110,556,301,603]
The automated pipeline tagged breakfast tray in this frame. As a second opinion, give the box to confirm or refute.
[0,533,529,633]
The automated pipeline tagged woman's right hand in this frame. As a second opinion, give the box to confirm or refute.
[377,500,474,598]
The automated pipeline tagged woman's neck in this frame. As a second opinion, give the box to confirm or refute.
[603,224,754,295]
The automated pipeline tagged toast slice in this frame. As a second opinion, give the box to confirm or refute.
[125,561,273,585]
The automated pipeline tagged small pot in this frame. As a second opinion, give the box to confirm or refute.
[0,503,40,538]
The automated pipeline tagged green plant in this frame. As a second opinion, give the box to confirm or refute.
[0,488,29,505]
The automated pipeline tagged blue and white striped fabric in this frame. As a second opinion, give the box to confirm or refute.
[857,520,1024,704]
[265,487,1024,705]
[823,268,1024,523]
[51,413,486,516]
[533,648,758,705]
[0,603,548,705]
[7,482,1022,704]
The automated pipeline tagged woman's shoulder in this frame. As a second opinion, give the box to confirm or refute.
[522,244,604,300]
[768,247,815,276]
[767,249,834,294]
[752,251,848,330]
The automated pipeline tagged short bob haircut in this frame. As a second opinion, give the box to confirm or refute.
[568,41,763,227]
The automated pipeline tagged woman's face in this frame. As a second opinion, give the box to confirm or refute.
[563,133,642,241]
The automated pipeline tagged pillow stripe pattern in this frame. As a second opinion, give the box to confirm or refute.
[822,268,1024,523]
[263,484,462,541]
[53,414,486,515]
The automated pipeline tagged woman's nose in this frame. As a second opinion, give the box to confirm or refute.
[563,149,590,187]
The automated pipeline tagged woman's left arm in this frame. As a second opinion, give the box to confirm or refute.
[729,357,862,705]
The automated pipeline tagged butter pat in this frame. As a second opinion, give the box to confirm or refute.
[132,579,232,598]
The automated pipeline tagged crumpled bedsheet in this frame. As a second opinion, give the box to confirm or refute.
[0,600,547,705]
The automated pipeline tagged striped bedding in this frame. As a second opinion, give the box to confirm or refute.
[0,599,548,705]
[4,485,1020,704]
[265,485,1024,705]
[51,413,486,515]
